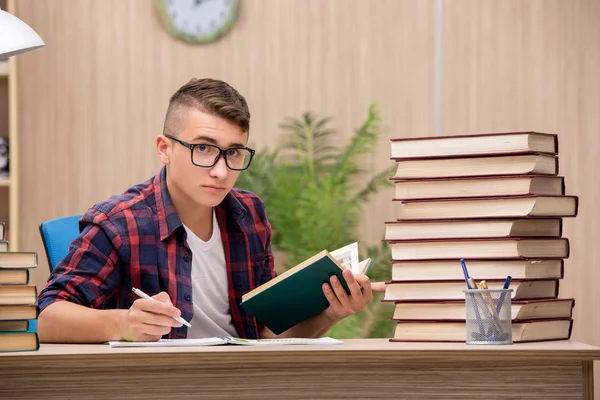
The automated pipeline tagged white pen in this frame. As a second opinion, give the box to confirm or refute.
[132,287,192,328]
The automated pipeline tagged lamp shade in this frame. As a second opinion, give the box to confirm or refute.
[0,9,44,58]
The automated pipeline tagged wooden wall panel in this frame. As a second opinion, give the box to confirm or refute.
[442,0,600,394]
[13,0,435,290]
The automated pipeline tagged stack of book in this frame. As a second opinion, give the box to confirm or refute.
[382,132,578,343]
[0,221,40,352]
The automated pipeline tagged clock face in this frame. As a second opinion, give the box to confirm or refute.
[156,0,240,44]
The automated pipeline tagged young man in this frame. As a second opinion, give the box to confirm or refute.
[38,78,385,343]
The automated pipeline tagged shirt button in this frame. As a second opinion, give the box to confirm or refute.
[183,254,191,262]
[185,294,192,302]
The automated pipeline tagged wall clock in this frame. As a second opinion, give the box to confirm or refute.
[156,0,240,44]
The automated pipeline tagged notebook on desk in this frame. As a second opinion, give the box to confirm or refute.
[108,336,343,348]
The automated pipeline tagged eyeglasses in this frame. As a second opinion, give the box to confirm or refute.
[164,134,255,171]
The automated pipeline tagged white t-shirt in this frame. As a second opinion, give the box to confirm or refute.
[183,210,238,339]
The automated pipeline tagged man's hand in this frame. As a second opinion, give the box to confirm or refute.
[322,269,386,323]
[120,291,183,342]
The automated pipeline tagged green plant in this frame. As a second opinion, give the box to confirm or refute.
[235,103,396,338]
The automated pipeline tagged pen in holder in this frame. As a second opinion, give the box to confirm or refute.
[463,288,513,345]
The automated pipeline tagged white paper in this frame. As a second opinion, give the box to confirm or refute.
[330,242,360,273]
[109,336,343,348]
[224,336,343,346]
[109,337,227,348]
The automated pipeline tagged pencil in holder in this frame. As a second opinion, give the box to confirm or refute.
[463,288,513,345]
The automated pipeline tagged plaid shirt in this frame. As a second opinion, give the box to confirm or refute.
[38,167,276,339]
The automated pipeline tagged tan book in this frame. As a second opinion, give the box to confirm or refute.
[390,319,572,343]
[0,320,30,332]
[392,152,558,179]
[385,218,563,241]
[0,332,39,352]
[390,132,557,159]
[0,269,29,285]
[383,279,559,302]
[0,304,38,321]
[391,298,574,321]
[392,175,564,200]
[391,259,563,281]
[0,252,38,268]
[0,286,38,305]
[395,195,578,220]
[387,238,569,260]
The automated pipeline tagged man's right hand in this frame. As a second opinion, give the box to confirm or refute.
[120,291,183,342]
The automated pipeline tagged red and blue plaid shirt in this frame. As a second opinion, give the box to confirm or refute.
[38,167,277,339]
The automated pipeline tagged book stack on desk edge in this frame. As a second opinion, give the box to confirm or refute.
[383,132,577,343]
[0,221,40,352]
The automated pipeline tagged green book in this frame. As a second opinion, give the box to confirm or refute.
[241,249,373,335]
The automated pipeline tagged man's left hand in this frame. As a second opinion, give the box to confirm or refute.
[322,269,386,323]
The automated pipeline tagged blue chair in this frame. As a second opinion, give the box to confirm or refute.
[39,215,82,272]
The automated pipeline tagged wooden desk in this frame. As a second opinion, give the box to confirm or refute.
[1,339,599,399]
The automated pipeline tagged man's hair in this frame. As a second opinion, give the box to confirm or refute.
[163,78,250,136]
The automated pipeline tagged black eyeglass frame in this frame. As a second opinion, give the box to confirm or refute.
[164,134,255,171]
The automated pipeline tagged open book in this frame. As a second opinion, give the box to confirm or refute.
[109,336,343,348]
[240,242,373,335]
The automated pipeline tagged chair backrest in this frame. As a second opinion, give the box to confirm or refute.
[39,215,82,272]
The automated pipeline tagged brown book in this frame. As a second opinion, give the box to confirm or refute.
[390,132,558,159]
[392,175,564,200]
[0,332,40,352]
[385,218,563,241]
[0,304,38,321]
[0,269,29,285]
[0,252,38,268]
[395,195,578,220]
[0,320,30,332]
[0,286,38,305]
[386,238,569,260]
[390,319,572,343]
[391,298,574,321]
[391,259,564,281]
[383,279,559,302]
[391,152,558,179]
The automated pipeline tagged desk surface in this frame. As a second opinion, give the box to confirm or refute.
[2,338,600,363]
[2,339,600,400]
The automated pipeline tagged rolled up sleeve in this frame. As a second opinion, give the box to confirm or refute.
[38,215,123,313]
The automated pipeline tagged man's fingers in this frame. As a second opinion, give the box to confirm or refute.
[354,274,373,303]
[152,291,173,306]
[323,282,341,309]
[343,270,363,300]
[135,298,180,318]
[137,309,182,328]
[330,275,354,311]
[138,322,172,337]
[370,282,387,293]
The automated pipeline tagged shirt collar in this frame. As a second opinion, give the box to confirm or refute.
[154,166,247,241]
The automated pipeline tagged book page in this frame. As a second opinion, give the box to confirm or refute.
[224,336,343,346]
[329,242,360,273]
[108,337,227,348]
[108,337,343,347]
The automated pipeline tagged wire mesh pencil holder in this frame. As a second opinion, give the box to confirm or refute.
[463,288,513,345]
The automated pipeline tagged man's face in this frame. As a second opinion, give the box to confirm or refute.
[159,107,248,209]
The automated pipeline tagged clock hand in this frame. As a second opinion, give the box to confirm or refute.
[194,0,216,6]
